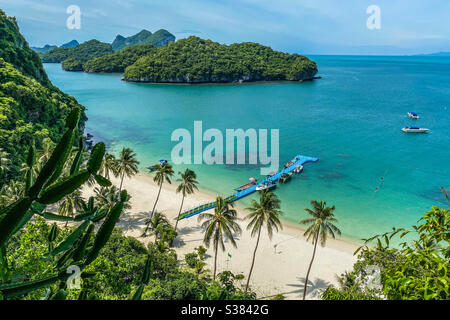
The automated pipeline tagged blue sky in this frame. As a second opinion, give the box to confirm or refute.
[1,0,449,55]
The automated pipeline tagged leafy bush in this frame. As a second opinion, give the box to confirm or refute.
[321,207,450,300]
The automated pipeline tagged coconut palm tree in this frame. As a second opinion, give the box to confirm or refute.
[198,196,241,280]
[300,200,341,300]
[94,185,131,212]
[174,169,199,233]
[37,137,55,166]
[0,180,24,206]
[100,153,118,180]
[149,162,174,218]
[58,190,84,226]
[0,148,10,179]
[116,148,139,192]
[244,190,283,291]
[143,211,171,240]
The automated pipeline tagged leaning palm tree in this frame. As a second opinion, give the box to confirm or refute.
[174,169,199,233]
[244,190,283,291]
[300,200,341,300]
[198,196,241,280]
[149,162,174,218]
[116,148,139,192]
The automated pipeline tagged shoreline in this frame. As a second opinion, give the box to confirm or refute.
[83,171,359,299]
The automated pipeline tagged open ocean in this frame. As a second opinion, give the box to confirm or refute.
[44,55,450,244]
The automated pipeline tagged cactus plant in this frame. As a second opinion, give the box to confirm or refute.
[0,107,129,300]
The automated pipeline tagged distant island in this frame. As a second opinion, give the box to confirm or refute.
[123,36,318,83]
[414,52,450,57]
[31,40,79,53]
[40,40,114,63]
[111,29,175,51]
[40,29,175,63]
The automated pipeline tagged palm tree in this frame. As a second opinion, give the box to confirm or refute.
[94,185,131,212]
[300,200,341,300]
[174,169,199,233]
[0,180,24,206]
[244,190,283,292]
[0,148,10,179]
[58,190,84,226]
[116,148,139,192]
[143,211,171,240]
[37,137,55,166]
[198,196,241,280]
[100,153,118,180]
[149,162,174,218]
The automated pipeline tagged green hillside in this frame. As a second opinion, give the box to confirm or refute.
[111,29,175,51]
[0,9,86,181]
[123,36,318,83]
[82,44,158,73]
[40,39,113,63]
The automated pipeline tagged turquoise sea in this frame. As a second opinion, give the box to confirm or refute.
[44,55,450,244]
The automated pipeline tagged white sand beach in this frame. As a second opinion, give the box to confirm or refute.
[83,172,359,300]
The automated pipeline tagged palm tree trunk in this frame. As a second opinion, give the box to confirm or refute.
[151,182,163,218]
[119,171,125,192]
[174,194,185,233]
[303,231,319,300]
[245,226,262,292]
[213,242,218,280]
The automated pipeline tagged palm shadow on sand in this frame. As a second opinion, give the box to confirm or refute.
[262,277,331,299]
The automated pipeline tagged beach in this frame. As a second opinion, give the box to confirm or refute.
[83,172,359,300]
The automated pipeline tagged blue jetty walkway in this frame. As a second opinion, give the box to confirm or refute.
[177,155,318,220]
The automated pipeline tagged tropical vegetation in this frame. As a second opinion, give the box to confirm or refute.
[300,200,341,299]
[198,196,241,280]
[83,44,158,73]
[124,36,318,83]
[321,206,449,300]
[40,40,113,63]
[111,29,175,51]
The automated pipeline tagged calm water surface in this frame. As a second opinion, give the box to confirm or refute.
[44,55,450,243]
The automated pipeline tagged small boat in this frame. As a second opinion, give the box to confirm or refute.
[283,157,297,168]
[147,159,168,171]
[402,126,429,133]
[408,112,419,119]
[293,165,303,173]
[256,181,277,191]
[234,178,257,192]
[279,172,293,183]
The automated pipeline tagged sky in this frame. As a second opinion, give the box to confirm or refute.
[1,0,449,55]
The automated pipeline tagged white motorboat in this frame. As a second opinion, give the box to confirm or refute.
[408,112,419,119]
[402,126,429,133]
[256,181,277,191]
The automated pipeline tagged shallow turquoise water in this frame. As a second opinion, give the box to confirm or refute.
[44,56,450,243]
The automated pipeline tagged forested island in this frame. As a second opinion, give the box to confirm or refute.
[123,37,318,83]
[40,39,113,63]
[57,36,318,83]
[111,29,175,51]
[82,44,158,73]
